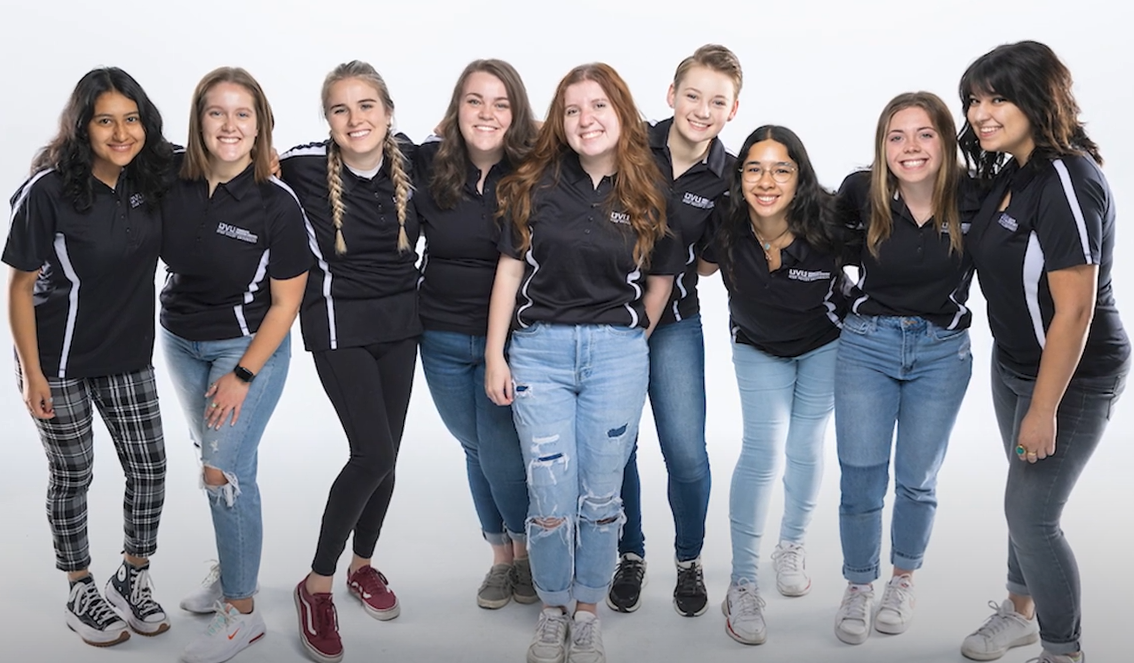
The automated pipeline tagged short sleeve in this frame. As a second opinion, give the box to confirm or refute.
[265,180,315,280]
[697,201,726,264]
[2,173,58,272]
[496,214,524,260]
[1035,159,1104,273]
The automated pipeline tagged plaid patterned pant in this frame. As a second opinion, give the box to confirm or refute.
[21,367,167,571]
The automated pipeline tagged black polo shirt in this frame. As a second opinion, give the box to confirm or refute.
[701,201,841,358]
[159,163,312,341]
[3,169,161,378]
[498,152,685,329]
[648,118,734,326]
[412,138,509,337]
[968,155,1129,379]
[279,137,421,351]
[836,170,978,331]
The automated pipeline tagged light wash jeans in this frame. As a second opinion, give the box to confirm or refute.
[835,314,971,584]
[729,338,837,585]
[420,329,527,545]
[993,350,1128,655]
[508,322,649,607]
[619,314,711,562]
[161,328,290,600]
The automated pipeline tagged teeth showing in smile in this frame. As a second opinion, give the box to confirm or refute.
[473,125,497,132]
[902,159,926,168]
[580,130,602,139]
[755,195,777,204]
[979,127,998,135]
[218,136,240,144]
[688,120,709,130]
[348,130,370,138]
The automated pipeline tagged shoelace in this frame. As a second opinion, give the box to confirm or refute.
[352,567,390,596]
[512,561,532,587]
[71,581,120,626]
[535,610,569,644]
[972,600,1017,637]
[772,545,804,574]
[572,617,599,650]
[879,579,913,613]
[198,560,222,589]
[312,593,338,634]
[674,563,704,596]
[612,558,645,586]
[729,580,764,616]
[129,567,163,617]
[482,566,511,591]
[205,602,238,637]
[838,587,872,621]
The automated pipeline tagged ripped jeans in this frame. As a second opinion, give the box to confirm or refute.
[161,328,291,600]
[508,322,649,607]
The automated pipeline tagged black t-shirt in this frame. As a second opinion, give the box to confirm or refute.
[3,169,161,378]
[412,138,509,337]
[648,118,735,326]
[836,170,978,330]
[701,203,841,358]
[497,152,685,329]
[968,155,1129,378]
[279,138,422,351]
[159,163,312,341]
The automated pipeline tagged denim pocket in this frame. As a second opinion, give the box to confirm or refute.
[603,324,645,336]
[840,314,874,336]
[511,321,544,337]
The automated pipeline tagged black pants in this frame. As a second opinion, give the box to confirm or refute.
[310,338,417,575]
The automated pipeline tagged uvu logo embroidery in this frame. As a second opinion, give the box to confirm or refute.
[787,269,830,282]
[998,212,1019,232]
[682,192,714,209]
[609,211,631,225]
[216,222,259,244]
[129,193,146,209]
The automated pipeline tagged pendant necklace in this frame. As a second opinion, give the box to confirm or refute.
[751,225,791,263]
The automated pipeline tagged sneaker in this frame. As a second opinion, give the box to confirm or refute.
[477,563,514,609]
[673,557,709,617]
[347,566,400,620]
[835,583,874,645]
[568,611,606,663]
[721,579,766,645]
[512,557,539,604]
[605,553,646,613]
[771,541,811,597]
[294,579,343,663]
[181,562,261,615]
[105,560,171,636]
[1030,652,1083,663]
[65,575,130,647]
[181,602,266,663]
[875,574,916,634]
[527,607,570,663]
[960,599,1040,661]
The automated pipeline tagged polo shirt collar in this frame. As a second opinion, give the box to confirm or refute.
[217,162,256,201]
[650,117,729,179]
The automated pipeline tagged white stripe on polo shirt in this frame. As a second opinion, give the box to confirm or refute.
[623,265,641,329]
[235,250,270,336]
[1051,159,1094,265]
[52,233,80,377]
[8,169,54,221]
[517,230,541,329]
[1023,232,1046,348]
[271,174,338,349]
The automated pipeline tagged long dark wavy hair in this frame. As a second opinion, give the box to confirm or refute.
[429,59,538,209]
[717,125,841,284]
[959,40,1102,180]
[31,67,172,212]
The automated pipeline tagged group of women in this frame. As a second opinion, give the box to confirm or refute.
[5,38,1126,663]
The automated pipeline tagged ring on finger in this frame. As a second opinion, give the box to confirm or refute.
[210,402,219,409]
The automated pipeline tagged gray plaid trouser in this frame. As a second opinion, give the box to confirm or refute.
[20,366,167,571]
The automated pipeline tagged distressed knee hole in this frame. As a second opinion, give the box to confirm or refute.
[532,516,566,530]
[607,423,628,438]
[201,465,241,507]
[514,384,531,398]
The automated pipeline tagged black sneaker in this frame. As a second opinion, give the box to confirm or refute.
[66,575,130,647]
[673,557,708,617]
[105,561,171,636]
[606,553,647,613]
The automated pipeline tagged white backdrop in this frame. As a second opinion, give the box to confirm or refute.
[2,1,1132,662]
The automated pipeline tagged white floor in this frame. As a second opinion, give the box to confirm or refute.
[3,278,1132,663]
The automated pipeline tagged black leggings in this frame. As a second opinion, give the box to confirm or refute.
[310,337,417,576]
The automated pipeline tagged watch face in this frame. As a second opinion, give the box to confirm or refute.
[234,366,255,382]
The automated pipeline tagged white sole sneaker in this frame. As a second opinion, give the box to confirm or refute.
[105,580,170,636]
[65,608,130,647]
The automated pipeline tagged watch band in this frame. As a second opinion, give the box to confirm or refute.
[233,365,256,383]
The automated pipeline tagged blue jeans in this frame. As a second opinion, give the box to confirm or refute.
[993,351,1128,655]
[835,314,971,584]
[420,330,527,545]
[729,339,837,585]
[161,328,291,600]
[509,323,649,607]
[619,314,710,562]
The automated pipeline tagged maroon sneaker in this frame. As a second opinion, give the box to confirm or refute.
[294,579,343,663]
[346,567,400,621]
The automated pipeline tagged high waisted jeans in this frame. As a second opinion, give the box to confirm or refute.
[508,323,649,607]
[992,349,1128,655]
[835,314,971,584]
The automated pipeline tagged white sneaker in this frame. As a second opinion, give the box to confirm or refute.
[874,574,916,634]
[568,611,605,663]
[960,599,1040,661]
[771,541,811,597]
[180,562,259,614]
[835,583,874,645]
[721,579,767,645]
[181,602,266,663]
[527,608,570,663]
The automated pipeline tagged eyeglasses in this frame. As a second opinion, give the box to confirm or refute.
[740,162,797,184]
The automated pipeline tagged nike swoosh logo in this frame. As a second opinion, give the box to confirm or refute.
[228,628,240,640]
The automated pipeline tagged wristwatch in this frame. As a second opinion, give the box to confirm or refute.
[233,365,256,383]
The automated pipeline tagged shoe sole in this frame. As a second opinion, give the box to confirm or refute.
[720,600,766,645]
[349,588,401,621]
[105,582,171,636]
[874,617,912,635]
[776,580,811,597]
[66,621,130,647]
[960,632,1040,661]
[477,594,512,610]
[513,592,541,605]
[674,597,709,617]
[605,574,647,613]
[294,587,344,663]
[835,624,870,645]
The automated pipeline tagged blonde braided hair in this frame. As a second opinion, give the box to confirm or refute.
[326,141,348,254]
[383,130,412,252]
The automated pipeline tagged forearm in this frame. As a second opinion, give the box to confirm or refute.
[237,275,306,374]
[486,256,523,360]
[1029,308,1092,415]
[643,275,674,336]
